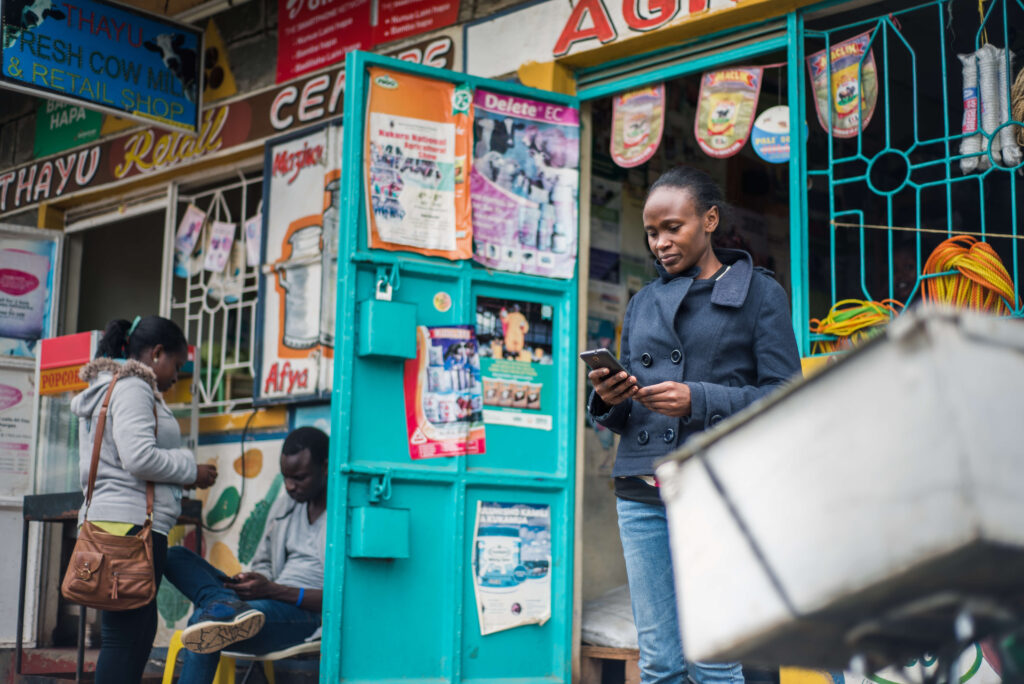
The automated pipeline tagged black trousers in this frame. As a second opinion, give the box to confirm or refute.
[94,530,168,684]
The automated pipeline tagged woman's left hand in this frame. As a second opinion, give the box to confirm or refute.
[635,382,691,417]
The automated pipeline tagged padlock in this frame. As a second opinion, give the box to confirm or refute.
[357,277,417,358]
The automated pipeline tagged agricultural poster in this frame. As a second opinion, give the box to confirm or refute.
[366,68,473,260]
[255,125,341,403]
[695,67,763,158]
[403,325,485,459]
[472,501,552,635]
[475,296,555,431]
[470,89,579,279]
[611,84,664,168]
[806,31,879,138]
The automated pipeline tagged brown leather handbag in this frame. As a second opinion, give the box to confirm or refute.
[61,375,158,611]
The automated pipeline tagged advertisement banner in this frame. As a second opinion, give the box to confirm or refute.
[0,368,35,498]
[695,67,763,158]
[806,31,879,139]
[751,105,791,164]
[0,234,56,358]
[366,67,472,259]
[470,89,579,278]
[276,0,372,83]
[472,501,551,635]
[373,0,460,45]
[34,101,101,158]
[611,84,664,168]
[255,124,341,403]
[475,296,554,431]
[403,325,485,459]
[0,0,203,132]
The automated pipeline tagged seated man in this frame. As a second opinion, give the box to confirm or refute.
[165,426,329,684]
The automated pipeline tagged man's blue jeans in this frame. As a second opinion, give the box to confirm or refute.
[164,546,321,684]
[617,497,744,684]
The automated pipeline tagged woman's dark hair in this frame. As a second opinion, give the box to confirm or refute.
[282,426,330,466]
[96,316,188,360]
[646,166,725,216]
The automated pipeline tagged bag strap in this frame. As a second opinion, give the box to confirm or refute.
[84,373,156,521]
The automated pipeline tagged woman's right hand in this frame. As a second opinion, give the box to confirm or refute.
[589,368,639,407]
[190,464,218,489]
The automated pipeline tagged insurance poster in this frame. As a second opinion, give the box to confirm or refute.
[403,325,485,459]
[695,67,762,158]
[807,31,879,138]
[475,296,555,431]
[366,68,472,260]
[0,0,203,132]
[0,368,35,498]
[472,501,551,635]
[470,89,579,278]
[0,234,56,359]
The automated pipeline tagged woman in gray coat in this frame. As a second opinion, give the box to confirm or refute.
[588,167,801,684]
[71,316,217,682]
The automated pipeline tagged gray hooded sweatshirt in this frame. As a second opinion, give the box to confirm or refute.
[71,358,198,535]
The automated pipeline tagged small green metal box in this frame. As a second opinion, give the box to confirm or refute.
[356,299,417,359]
[348,506,410,559]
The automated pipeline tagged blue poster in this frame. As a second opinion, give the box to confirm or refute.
[1,0,202,132]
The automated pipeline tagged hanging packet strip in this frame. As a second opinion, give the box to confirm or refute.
[806,32,879,138]
[470,90,580,279]
[695,67,763,158]
[611,84,665,168]
[404,325,486,459]
[204,221,236,272]
[365,68,473,260]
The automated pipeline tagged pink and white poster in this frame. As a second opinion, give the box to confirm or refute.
[470,90,579,279]
[403,325,485,459]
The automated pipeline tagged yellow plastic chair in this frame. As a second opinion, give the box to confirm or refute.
[162,630,321,684]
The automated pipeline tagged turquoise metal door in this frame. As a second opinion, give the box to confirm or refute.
[323,51,580,683]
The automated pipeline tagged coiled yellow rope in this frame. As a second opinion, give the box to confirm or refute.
[809,299,904,355]
[1012,65,1024,146]
[921,235,1016,313]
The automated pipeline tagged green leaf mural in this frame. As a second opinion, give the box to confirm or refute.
[238,474,284,564]
[206,486,241,527]
[157,578,191,628]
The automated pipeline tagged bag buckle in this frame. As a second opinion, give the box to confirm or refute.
[77,561,95,580]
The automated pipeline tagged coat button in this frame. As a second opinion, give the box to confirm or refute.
[663,428,675,443]
[637,429,649,445]
[640,353,652,367]
[670,349,681,364]
[710,414,723,425]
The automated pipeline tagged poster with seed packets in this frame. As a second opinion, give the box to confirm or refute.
[403,325,486,459]
[695,67,763,158]
[475,297,555,431]
[806,31,878,138]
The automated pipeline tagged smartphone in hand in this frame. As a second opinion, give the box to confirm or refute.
[580,348,639,388]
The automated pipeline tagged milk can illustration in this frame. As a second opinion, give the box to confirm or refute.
[277,224,323,349]
[319,179,340,348]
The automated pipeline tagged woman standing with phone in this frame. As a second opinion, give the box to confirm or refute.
[71,316,218,682]
[587,167,800,684]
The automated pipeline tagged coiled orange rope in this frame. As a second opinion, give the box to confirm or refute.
[809,299,904,355]
[921,236,1016,313]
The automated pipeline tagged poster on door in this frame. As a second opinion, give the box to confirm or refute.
[470,89,580,279]
[475,296,555,431]
[403,325,486,459]
[806,31,879,139]
[472,501,551,635]
[0,368,35,498]
[255,124,342,403]
[365,68,473,260]
[0,234,57,359]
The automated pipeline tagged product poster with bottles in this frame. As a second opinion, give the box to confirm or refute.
[470,89,579,279]
[255,124,342,403]
[472,501,551,635]
[474,296,555,431]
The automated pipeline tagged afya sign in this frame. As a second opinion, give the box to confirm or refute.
[0,0,204,132]
[0,34,457,215]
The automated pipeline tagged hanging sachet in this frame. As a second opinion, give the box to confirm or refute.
[806,31,879,138]
[611,84,665,168]
[695,67,763,158]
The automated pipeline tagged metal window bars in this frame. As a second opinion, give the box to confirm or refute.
[166,170,263,413]
[802,0,1023,353]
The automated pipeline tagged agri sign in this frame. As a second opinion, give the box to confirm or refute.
[554,0,748,57]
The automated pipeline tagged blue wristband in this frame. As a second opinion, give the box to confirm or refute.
[295,588,305,607]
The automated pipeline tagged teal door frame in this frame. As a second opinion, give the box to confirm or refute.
[324,50,580,682]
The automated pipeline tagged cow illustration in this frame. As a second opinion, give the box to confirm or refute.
[143,32,199,103]
[2,0,66,49]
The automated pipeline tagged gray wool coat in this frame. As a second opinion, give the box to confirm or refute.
[588,248,801,477]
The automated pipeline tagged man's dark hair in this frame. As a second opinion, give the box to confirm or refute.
[282,426,329,466]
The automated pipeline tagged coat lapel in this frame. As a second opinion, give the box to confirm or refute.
[652,276,692,347]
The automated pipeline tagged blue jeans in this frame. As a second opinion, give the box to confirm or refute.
[617,497,744,684]
[164,547,321,684]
